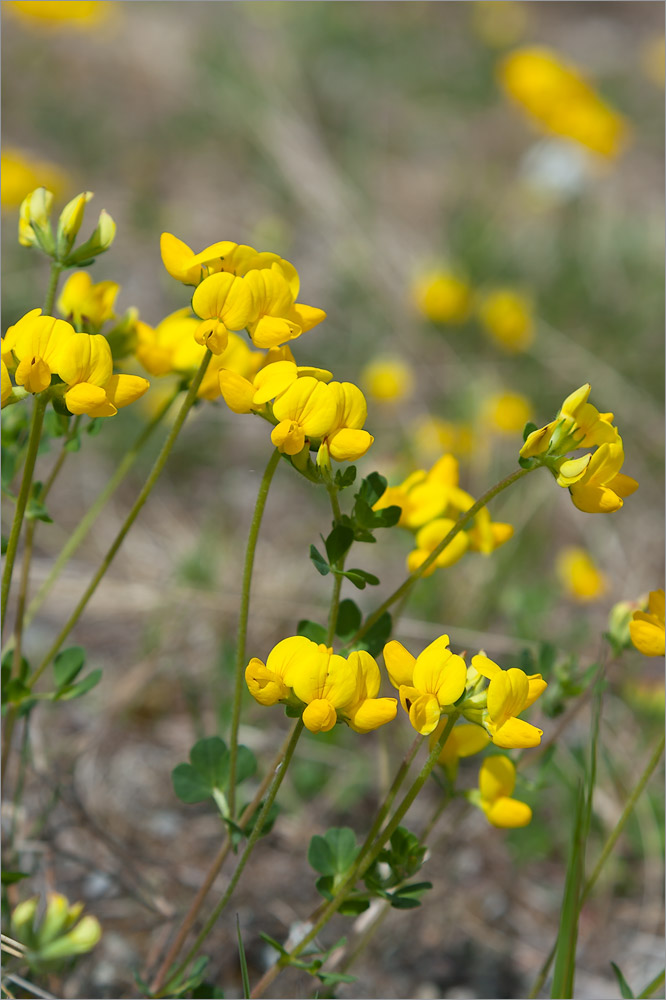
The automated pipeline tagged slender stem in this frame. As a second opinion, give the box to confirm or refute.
[22,387,179,632]
[160,720,304,997]
[43,261,63,315]
[324,479,344,646]
[1,393,48,636]
[27,352,212,691]
[150,724,298,995]
[227,447,281,817]
[529,730,665,999]
[250,714,459,999]
[348,467,531,647]
[356,732,423,860]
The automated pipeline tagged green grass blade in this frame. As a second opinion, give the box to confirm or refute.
[638,969,665,999]
[237,914,251,999]
[611,962,636,998]
[550,779,586,998]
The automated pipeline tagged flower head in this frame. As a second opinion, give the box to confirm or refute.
[317,381,374,466]
[470,654,546,748]
[629,589,665,657]
[383,635,467,735]
[55,333,149,417]
[191,271,254,354]
[270,376,337,456]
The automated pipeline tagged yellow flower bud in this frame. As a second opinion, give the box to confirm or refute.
[18,186,54,252]
[56,190,93,254]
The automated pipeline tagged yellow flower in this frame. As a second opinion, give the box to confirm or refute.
[318,381,374,465]
[466,507,514,556]
[271,376,337,456]
[7,309,75,394]
[361,357,414,403]
[218,357,331,415]
[374,454,473,530]
[629,590,665,657]
[245,636,318,707]
[383,635,467,735]
[57,271,119,331]
[245,264,325,349]
[160,233,205,286]
[412,271,472,325]
[1,148,68,210]
[55,334,149,417]
[475,755,532,827]
[245,638,397,734]
[429,716,490,779]
[471,654,546,748]
[556,547,606,602]
[478,289,534,353]
[481,391,532,435]
[191,272,254,354]
[1,360,13,407]
[410,416,475,460]
[407,518,470,577]
[56,191,93,254]
[498,47,628,159]
[5,1,111,27]
[568,441,638,514]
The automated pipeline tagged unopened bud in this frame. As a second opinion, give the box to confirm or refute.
[18,187,55,253]
[37,915,102,963]
[68,209,116,264]
[56,191,93,256]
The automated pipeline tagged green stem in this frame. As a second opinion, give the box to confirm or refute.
[227,447,281,817]
[355,732,423,860]
[250,714,459,999]
[348,466,531,647]
[324,478,344,646]
[160,720,304,997]
[27,352,212,691]
[43,261,63,315]
[529,730,665,999]
[22,386,179,632]
[1,393,48,636]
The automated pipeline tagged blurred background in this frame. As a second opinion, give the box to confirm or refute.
[2,2,664,998]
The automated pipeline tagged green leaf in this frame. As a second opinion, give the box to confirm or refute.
[25,497,53,523]
[372,504,401,528]
[335,599,362,639]
[54,668,102,701]
[190,736,229,787]
[172,763,215,804]
[309,544,330,577]
[64,434,81,453]
[343,568,380,590]
[308,827,358,876]
[611,963,636,999]
[192,985,225,999]
[314,874,334,900]
[259,932,288,957]
[53,646,86,687]
[317,972,357,986]
[356,472,387,506]
[86,417,104,436]
[43,410,69,438]
[324,525,354,565]
[334,465,357,490]
[1,870,29,884]
[298,620,328,644]
[388,894,422,909]
[237,916,251,999]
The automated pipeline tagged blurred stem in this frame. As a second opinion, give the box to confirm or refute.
[150,722,298,996]
[1,393,48,637]
[8,712,31,854]
[26,351,212,692]
[639,969,665,999]
[250,714,459,999]
[355,732,423,861]
[228,447,281,818]
[529,729,665,999]
[22,386,180,632]
[160,720,304,998]
[348,466,532,647]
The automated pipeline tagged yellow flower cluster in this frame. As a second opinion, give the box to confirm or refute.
[411,269,534,353]
[498,46,628,159]
[520,383,638,514]
[384,637,546,748]
[245,636,397,734]
[373,454,513,575]
[2,308,148,416]
[556,546,606,602]
[160,233,373,467]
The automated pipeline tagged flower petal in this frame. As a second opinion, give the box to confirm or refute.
[383,640,416,688]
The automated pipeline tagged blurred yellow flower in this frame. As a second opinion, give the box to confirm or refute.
[622,677,665,717]
[475,755,532,828]
[630,589,665,657]
[471,1,527,49]
[1,360,13,407]
[430,716,490,779]
[412,271,472,325]
[481,391,532,434]
[411,416,475,460]
[556,547,607,602]
[361,357,414,403]
[4,1,112,28]
[478,289,534,352]
[1,148,68,210]
[57,272,119,331]
[498,46,628,159]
